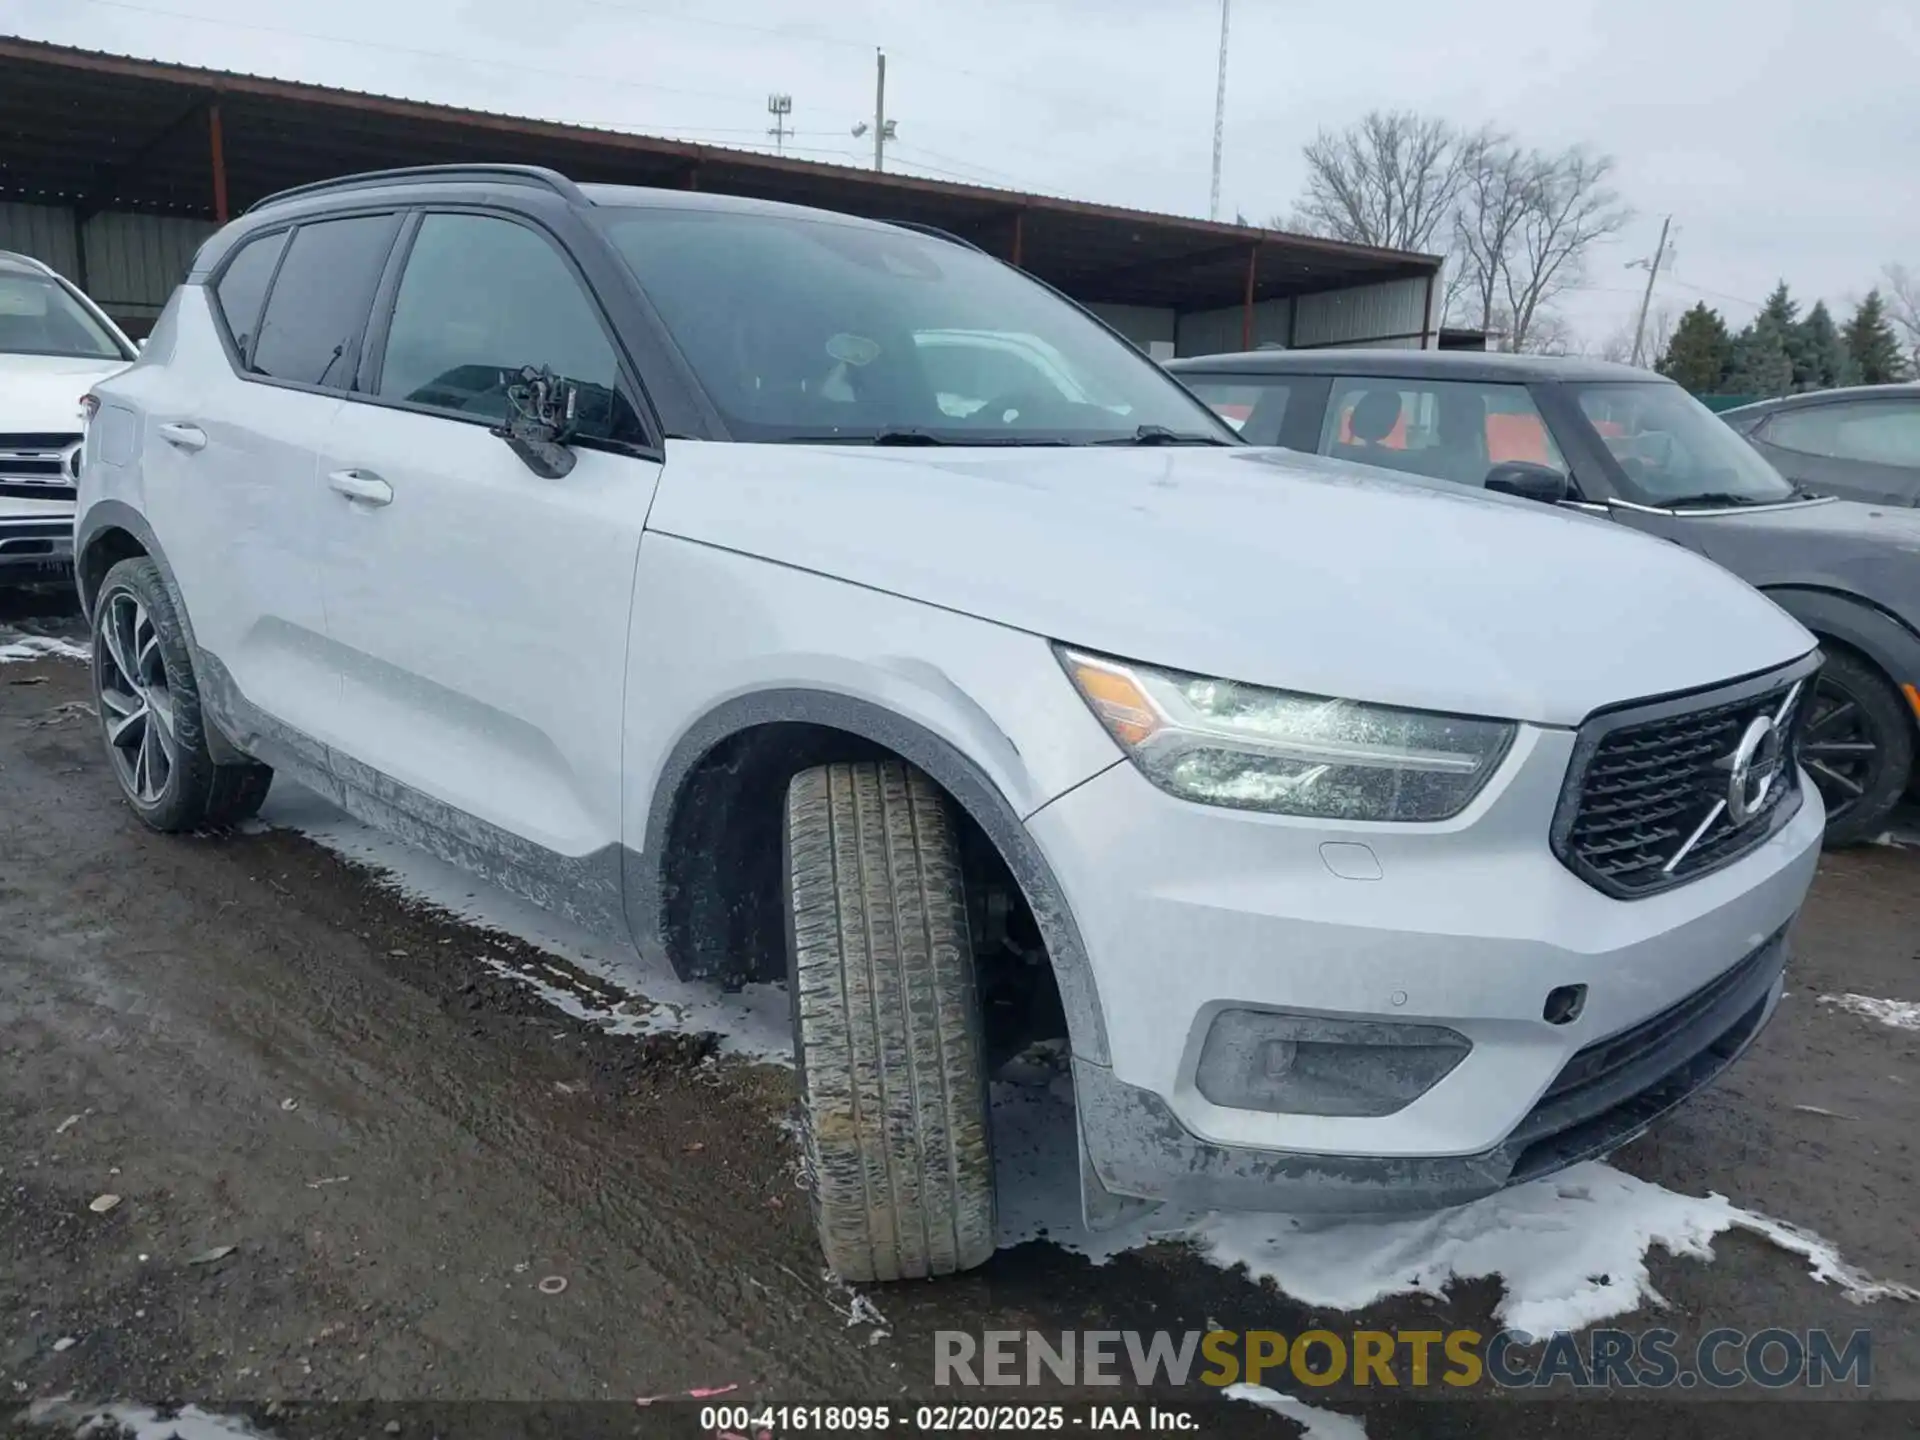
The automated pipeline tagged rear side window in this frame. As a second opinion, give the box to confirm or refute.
[376,213,644,444]
[1181,377,1294,446]
[1319,376,1565,488]
[251,214,400,388]
[1763,402,1920,468]
[211,230,286,362]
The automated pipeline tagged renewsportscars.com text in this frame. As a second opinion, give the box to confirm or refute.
[934,1327,1873,1391]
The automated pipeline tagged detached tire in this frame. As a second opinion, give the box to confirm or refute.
[785,761,996,1282]
[91,556,274,832]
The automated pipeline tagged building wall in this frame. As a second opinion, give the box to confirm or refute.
[0,202,215,336]
[1290,275,1433,350]
[1175,297,1292,358]
[1084,302,1176,355]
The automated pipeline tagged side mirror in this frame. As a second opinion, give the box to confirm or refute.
[490,365,579,479]
[1484,461,1570,505]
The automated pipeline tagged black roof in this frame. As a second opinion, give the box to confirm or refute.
[1164,348,1661,384]
[1721,383,1920,418]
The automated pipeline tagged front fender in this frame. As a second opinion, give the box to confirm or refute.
[1765,585,1920,724]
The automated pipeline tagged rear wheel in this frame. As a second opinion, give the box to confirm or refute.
[1802,649,1912,847]
[784,760,996,1282]
[91,557,273,832]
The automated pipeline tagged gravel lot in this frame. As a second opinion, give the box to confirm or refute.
[3,590,1916,1439]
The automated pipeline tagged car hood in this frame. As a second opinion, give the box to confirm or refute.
[1677,496,1920,629]
[0,353,129,433]
[650,441,1815,726]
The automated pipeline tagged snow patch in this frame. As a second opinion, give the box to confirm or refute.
[1819,992,1920,1032]
[991,1080,1917,1336]
[1223,1386,1368,1440]
[254,786,792,1062]
[23,1401,269,1440]
[0,633,89,664]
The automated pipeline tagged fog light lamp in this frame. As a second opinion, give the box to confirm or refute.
[1195,1010,1471,1117]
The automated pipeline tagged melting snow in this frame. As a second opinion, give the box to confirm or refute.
[991,1072,1917,1337]
[255,785,792,1061]
[1223,1385,1369,1440]
[0,633,89,664]
[23,1402,269,1440]
[1819,992,1920,1032]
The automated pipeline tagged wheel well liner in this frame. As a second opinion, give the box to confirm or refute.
[627,689,1111,1066]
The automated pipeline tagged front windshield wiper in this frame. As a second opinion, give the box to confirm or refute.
[1093,424,1231,447]
[1664,491,1772,510]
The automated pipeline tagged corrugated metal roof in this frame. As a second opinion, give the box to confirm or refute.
[0,35,1440,314]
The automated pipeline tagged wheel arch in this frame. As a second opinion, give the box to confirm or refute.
[626,688,1112,1066]
[1764,585,1920,741]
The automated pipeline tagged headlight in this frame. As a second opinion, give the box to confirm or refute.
[1058,647,1515,821]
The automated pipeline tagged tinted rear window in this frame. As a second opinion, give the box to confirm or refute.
[251,214,400,388]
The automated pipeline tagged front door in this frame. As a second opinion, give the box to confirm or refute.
[311,210,659,921]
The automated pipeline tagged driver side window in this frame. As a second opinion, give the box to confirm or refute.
[378,212,643,444]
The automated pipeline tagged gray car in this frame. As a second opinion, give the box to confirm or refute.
[1167,349,1920,844]
[1722,384,1920,507]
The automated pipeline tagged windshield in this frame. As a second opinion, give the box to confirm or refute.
[596,207,1232,445]
[1571,381,1795,507]
[0,270,128,360]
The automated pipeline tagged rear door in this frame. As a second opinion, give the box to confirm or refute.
[311,208,659,869]
[138,212,399,750]
[1750,399,1920,505]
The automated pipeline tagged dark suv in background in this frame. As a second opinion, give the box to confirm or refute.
[1166,349,1920,844]
[1722,384,1920,507]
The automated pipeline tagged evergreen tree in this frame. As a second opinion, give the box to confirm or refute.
[1726,315,1795,398]
[1844,290,1912,384]
[1797,301,1857,389]
[1656,303,1733,394]
[1757,281,1825,390]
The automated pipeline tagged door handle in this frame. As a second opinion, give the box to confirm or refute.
[326,469,394,507]
[158,422,207,452]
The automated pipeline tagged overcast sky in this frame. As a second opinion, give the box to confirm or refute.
[5,0,1915,344]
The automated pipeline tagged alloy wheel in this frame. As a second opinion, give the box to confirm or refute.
[1799,674,1881,826]
[95,591,177,805]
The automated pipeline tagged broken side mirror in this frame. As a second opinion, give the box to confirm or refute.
[490,365,579,479]
[1484,461,1570,505]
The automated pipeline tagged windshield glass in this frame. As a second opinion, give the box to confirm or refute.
[1571,381,1794,506]
[596,207,1232,445]
[0,270,128,360]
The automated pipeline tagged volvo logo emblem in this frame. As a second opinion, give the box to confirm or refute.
[1720,714,1784,826]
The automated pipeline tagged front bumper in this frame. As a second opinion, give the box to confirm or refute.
[1028,722,1824,1215]
[0,516,74,583]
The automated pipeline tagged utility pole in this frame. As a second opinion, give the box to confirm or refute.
[766,93,792,155]
[1209,0,1231,221]
[852,49,896,172]
[1628,214,1672,367]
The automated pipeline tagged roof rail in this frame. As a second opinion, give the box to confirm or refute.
[883,220,987,254]
[247,164,589,215]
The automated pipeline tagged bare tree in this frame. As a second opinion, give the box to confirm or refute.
[1284,111,1486,254]
[1885,263,1920,373]
[1450,143,1534,340]
[1590,303,1673,366]
[1501,148,1631,351]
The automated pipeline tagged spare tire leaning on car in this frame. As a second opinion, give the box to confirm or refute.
[784,760,997,1282]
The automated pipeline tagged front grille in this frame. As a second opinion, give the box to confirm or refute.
[0,431,81,502]
[1504,929,1787,1183]
[1551,659,1816,897]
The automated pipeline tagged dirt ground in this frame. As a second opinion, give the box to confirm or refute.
[3,590,1917,1440]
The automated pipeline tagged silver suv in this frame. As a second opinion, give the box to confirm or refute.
[77,165,1823,1282]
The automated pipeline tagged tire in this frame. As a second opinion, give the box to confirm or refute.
[91,557,273,832]
[784,760,996,1283]
[1802,648,1913,847]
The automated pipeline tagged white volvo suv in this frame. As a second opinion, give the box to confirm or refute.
[76,166,1823,1283]
[0,250,135,586]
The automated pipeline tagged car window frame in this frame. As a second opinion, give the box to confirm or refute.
[1170,370,1330,450]
[205,205,403,396]
[1758,399,1920,470]
[355,204,662,462]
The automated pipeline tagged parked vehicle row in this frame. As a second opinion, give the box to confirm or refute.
[1722,383,1920,508]
[73,166,1822,1282]
[1168,349,1920,846]
[0,249,135,588]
